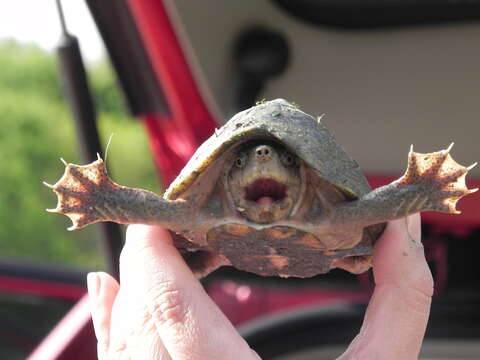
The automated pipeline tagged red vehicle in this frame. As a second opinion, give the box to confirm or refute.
[2,1,480,359]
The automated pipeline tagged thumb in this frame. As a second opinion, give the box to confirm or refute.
[118,224,255,360]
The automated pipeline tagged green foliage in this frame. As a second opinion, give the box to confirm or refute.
[0,41,159,269]
[89,60,129,118]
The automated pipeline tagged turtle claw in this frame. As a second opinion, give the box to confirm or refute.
[396,144,476,214]
[45,157,121,230]
[43,181,55,189]
[467,162,478,171]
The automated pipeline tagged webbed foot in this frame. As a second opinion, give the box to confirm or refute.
[395,144,477,214]
[45,155,126,230]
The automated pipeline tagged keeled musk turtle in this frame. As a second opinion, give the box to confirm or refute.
[45,99,477,278]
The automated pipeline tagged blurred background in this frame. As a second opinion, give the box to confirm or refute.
[0,0,159,270]
[1,0,479,359]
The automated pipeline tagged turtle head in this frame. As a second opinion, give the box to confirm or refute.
[228,142,302,223]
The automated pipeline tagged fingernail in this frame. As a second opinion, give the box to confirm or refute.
[406,214,422,245]
[87,272,100,300]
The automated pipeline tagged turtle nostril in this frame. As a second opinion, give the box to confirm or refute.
[255,145,272,162]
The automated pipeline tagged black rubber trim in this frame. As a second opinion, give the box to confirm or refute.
[0,259,87,286]
[240,303,364,358]
[240,296,480,358]
[273,0,480,29]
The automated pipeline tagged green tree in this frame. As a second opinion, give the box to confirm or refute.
[0,41,159,269]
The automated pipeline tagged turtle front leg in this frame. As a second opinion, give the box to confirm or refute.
[333,144,477,226]
[44,156,190,231]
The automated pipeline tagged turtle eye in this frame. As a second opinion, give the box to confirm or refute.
[280,152,296,166]
[235,154,247,168]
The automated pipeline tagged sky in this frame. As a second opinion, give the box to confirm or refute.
[0,1,104,62]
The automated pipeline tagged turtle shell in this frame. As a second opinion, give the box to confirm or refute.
[165,99,371,200]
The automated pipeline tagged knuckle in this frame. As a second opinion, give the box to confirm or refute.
[147,283,189,329]
[405,268,434,303]
[413,274,434,297]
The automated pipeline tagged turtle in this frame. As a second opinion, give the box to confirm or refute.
[44,99,477,278]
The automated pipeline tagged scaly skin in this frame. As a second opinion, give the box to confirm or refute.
[332,144,477,227]
[44,155,190,231]
[45,145,477,233]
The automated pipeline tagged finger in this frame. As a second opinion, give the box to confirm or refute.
[338,215,433,360]
[109,285,172,360]
[118,224,255,360]
[107,238,171,359]
[373,213,433,293]
[87,272,119,359]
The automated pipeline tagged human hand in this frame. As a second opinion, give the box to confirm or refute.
[87,213,432,359]
[87,225,260,359]
[338,213,433,359]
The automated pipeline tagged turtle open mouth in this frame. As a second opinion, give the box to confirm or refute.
[245,178,287,205]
